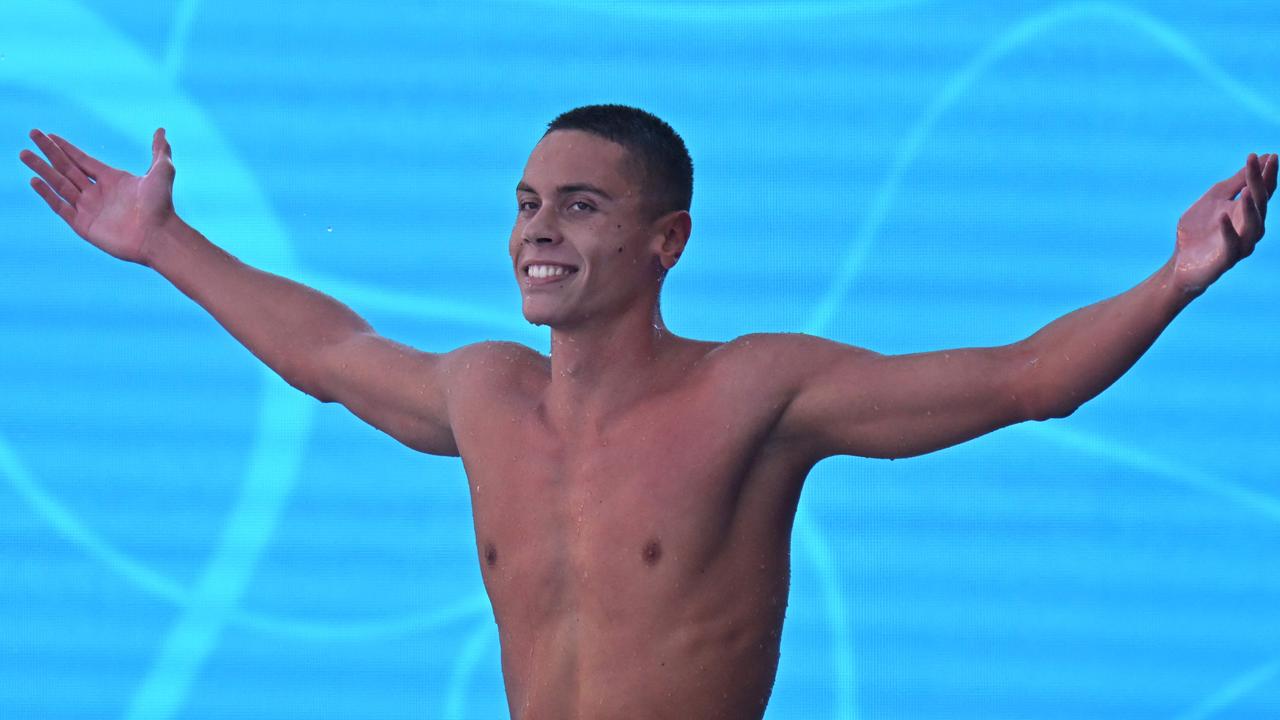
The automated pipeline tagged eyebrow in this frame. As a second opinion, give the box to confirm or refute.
[516,182,614,201]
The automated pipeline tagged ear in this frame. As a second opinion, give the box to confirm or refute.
[653,210,692,270]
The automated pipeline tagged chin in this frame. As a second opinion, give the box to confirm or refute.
[522,302,595,331]
[521,300,568,328]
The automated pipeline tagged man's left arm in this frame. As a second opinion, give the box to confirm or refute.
[1024,152,1275,417]
[772,153,1276,462]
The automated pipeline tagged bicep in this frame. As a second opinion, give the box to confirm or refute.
[312,331,460,456]
[777,337,1035,461]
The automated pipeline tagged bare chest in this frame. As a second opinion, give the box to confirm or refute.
[454,389,799,630]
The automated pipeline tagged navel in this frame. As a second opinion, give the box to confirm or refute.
[641,538,662,566]
[484,542,498,568]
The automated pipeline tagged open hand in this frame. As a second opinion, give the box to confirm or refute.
[19,128,176,266]
[1173,152,1276,296]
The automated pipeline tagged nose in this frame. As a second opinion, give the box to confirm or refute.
[521,205,560,246]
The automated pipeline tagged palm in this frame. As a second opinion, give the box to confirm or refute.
[74,167,171,256]
[1172,153,1276,295]
[20,128,175,265]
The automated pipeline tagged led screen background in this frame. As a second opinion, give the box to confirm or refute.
[1,1,1278,718]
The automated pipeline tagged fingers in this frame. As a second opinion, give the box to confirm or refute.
[1244,153,1268,224]
[46,131,112,180]
[19,146,81,205]
[1265,152,1278,200]
[1219,212,1244,264]
[28,129,94,191]
[1240,190,1263,252]
[29,177,76,226]
[1209,163,1248,200]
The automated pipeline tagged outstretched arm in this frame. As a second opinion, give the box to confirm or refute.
[19,128,461,456]
[1022,152,1275,420]
[770,153,1276,462]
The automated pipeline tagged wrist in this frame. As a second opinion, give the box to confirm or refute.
[1158,255,1200,313]
[139,213,189,270]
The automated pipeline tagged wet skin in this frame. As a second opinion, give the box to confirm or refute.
[452,336,809,720]
[20,121,1275,720]
[452,130,812,718]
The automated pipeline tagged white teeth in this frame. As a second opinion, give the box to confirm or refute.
[527,264,573,279]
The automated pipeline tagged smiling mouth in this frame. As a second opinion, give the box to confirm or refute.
[524,264,579,280]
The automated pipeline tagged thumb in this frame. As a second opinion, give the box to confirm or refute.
[150,127,172,164]
[150,128,175,178]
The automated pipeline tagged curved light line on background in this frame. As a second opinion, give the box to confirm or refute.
[1,1,1273,719]
[0,425,491,641]
[1027,423,1280,523]
[443,620,500,720]
[1173,658,1280,720]
[0,0,553,665]
[291,272,545,343]
[793,515,859,720]
[519,0,935,22]
[0,432,189,602]
[232,594,493,642]
[162,0,203,81]
[804,0,1280,337]
[1,2,309,718]
[125,371,314,720]
[798,2,1280,718]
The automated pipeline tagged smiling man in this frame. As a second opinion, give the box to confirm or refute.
[19,104,1276,719]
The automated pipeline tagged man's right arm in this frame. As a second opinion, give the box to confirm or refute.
[145,218,461,456]
[21,127,460,456]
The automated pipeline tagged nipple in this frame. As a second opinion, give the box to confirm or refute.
[641,538,662,566]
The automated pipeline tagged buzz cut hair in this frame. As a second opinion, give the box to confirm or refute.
[545,104,693,218]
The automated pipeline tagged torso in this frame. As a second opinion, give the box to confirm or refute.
[449,338,815,720]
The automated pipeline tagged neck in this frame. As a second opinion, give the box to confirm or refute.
[545,300,679,429]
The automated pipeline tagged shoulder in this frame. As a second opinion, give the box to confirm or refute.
[707,332,879,382]
[444,340,545,366]
[440,340,547,400]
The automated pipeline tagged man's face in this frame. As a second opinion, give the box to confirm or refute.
[510,130,664,329]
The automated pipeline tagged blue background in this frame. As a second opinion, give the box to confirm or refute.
[2,1,1278,718]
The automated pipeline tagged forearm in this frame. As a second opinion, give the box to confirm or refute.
[143,215,371,396]
[1021,256,1192,420]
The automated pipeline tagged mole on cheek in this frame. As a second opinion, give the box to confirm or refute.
[616,246,623,253]
[641,539,662,566]
[485,543,498,567]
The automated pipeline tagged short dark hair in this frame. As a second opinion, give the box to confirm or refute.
[545,104,693,217]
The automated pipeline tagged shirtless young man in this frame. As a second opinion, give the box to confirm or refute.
[20,104,1275,719]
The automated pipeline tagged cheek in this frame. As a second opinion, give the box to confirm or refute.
[508,229,522,259]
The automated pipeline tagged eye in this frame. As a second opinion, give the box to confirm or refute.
[517,199,538,212]
[568,200,595,213]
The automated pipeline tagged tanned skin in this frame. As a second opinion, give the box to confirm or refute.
[20,126,1275,719]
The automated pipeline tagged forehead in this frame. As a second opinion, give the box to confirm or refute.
[521,130,640,192]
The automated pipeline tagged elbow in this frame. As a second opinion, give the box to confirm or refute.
[1022,380,1081,422]
[279,360,334,403]
[1012,344,1078,422]
[284,370,329,403]
[1032,396,1079,421]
